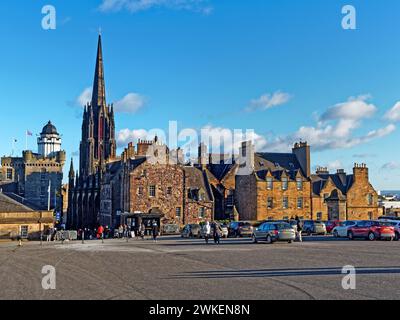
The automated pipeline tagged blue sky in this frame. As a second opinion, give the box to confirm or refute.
[1,0,400,189]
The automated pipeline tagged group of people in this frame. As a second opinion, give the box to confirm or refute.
[202,221,222,245]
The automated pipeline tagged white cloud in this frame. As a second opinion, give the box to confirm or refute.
[114,93,146,114]
[246,91,291,112]
[99,0,213,14]
[77,87,92,107]
[381,162,400,171]
[261,95,396,152]
[320,94,376,121]
[75,89,145,114]
[117,128,150,147]
[200,125,268,154]
[384,101,400,122]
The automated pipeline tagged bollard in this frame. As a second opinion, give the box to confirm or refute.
[40,231,43,246]
[82,231,85,244]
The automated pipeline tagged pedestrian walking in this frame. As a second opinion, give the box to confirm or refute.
[152,221,159,243]
[204,221,211,244]
[296,216,303,242]
[213,223,221,245]
[139,223,145,240]
[118,225,124,239]
[97,225,104,240]
[46,228,52,242]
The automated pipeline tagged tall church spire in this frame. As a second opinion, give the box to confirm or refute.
[92,34,106,109]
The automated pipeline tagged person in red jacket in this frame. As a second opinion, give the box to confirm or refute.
[97,225,104,240]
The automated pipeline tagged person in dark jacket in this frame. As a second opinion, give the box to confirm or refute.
[295,216,303,242]
[152,221,159,243]
[213,223,222,245]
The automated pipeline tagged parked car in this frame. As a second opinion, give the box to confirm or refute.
[325,220,342,234]
[228,221,254,238]
[380,219,400,241]
[332,221,358,238]
[181,224,201,238]
[162,224,180,235]
[347,220,395,241]
[252,222,296,244]
[219,224,229,238]
[302,220,327,236]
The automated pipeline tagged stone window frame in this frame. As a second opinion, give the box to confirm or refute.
[199,207,206,218]
[296,178,303,191]
[367,194,373,206]
[266,177,273,190]
[149,185,156,198]
[6,168,12,180]
[297,197,303,209]
[282,177,288,191]
[166,187,173,197]
[267,197,273,209]
[282,196,289,209]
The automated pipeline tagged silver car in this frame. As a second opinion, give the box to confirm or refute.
[252,222,296,244]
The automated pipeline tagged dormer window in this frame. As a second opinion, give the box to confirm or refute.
[282,177,288,190]
[266,177,273,190]
[296,178,303,190]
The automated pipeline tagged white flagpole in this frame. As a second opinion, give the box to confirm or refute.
[48,180,51,211]
[25,131,28,151]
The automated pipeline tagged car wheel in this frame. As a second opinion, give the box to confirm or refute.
[348,231,354,240]
[288,240,293,244]
[307,230,312,236]
[252,234,257,244]
[189,232,193,238]
[333,230,339,238]
[395,232,400,241]
[266,235,272,244]
[368,232,376,241]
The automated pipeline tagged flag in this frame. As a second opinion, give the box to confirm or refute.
[26,130,33,136]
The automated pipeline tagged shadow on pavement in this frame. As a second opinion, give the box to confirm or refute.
[169,267,400,279]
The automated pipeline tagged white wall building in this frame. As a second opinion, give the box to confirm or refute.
[37,121,62,157]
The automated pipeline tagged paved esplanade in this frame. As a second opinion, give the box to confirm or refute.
[0,236,398,300]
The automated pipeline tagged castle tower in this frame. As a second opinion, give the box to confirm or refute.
[79,35,116,179]
[37,121,62,157]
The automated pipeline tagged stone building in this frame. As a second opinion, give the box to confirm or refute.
[98,140,214,230]
[235,141,380,221]
[311,164,381,221]
[0,121,66,211]
[235,141,312,221]
[0,192,54,240]
[68,34,117,230]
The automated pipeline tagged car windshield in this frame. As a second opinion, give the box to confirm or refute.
[378,221,392,226]
[315,221,324,224]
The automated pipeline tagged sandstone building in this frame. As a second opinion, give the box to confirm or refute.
[0,121,66,211]
[235,141,381,221]
[0,191,54,239]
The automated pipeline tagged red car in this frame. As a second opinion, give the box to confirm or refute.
[348,220,395,241]
[325,221,342,233]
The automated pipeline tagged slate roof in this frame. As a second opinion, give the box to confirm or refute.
[183,167,213,201]
[0,193,34,213]
[311,173,354,196]
[255,153,302,173]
